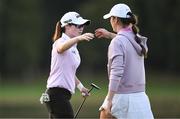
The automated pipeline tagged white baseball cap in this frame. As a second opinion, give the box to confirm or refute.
[60,12,90,27]
[103,3,131,19]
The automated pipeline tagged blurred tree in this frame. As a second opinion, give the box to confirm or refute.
[135,0,180,72]
[0,0,44,80]
[0,0,8,79]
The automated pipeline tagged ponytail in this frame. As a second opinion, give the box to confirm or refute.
[119,12,147,58]
[52,21,64,42]
[129,13,147,58]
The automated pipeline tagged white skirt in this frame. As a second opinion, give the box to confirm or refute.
[111,92,154,119]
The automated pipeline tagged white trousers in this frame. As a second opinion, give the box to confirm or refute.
[111,92,154,119]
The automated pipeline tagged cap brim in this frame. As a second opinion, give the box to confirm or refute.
[103,13,111,19]
[83,20,90,26]
[79,19,90,26]
[61,23,68,27]
[73,18,91,26]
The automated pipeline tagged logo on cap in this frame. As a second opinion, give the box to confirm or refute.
[76,14,81,18]
[64,19,72,24]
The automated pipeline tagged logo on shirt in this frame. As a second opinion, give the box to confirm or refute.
[72,51,76,54]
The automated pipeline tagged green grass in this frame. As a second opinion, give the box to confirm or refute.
[0,71,180,118]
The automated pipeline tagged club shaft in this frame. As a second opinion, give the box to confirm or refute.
[74,97,87,118]
[88,87,94,93]
[74,87,94,118]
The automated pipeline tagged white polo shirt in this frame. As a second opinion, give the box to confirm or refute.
[47,33,81,94]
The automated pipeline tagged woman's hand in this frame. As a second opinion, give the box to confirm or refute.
[100,97,112,115]
[95,28,116,39]
[105,99,112,115]
[80,87,90,97]
[77,33,94,42]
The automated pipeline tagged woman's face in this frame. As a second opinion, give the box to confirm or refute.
[65,24,84,38]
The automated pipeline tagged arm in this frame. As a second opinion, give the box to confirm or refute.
[100,54,124,114]
[100,39,124,114]
[95,28,116,39]
[102,57,124,115]
[57,33,94,53]
[75,76,81,86]
[105,90,116,114]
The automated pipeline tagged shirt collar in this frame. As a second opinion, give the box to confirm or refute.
[62,33,71,40]
[117,26,132,35]
[61,33,77,48]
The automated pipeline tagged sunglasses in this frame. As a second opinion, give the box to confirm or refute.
[69,23,84,29]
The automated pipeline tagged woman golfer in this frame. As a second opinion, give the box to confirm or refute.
[45,11,94,118]
[95,3,154,119]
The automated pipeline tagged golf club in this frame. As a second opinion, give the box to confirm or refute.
[74,83,100,118]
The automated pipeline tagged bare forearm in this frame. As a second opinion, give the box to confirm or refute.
[106,90,115,101]
[57,33,94,53]
[108,32,116,39]
[75,76,80,86]
[57,37,79,53]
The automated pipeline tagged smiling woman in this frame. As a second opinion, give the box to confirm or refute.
[40,11,94,118]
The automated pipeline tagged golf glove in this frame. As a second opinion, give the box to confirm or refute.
[40,92,50,104]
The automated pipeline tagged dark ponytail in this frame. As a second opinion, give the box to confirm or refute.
[52,21,65,42]
[127,12,147,58]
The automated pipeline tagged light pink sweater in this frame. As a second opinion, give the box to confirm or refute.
[108,28,148,94]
